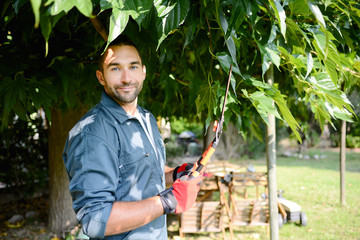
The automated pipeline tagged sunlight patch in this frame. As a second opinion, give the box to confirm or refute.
[69,115,96,141]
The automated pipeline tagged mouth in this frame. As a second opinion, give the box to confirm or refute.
[119,86,134,91]
[116,85,136,92]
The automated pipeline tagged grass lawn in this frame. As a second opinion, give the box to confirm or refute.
[251,148,360,240]
[172,148,360,240]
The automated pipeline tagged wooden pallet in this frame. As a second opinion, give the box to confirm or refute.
[204,161,245,177]
[179,172,233,240]
[178,163,270,239]
[228,172,270,232]
[179,202,223,232]
[230,172,268,200]
[231,199,269,226]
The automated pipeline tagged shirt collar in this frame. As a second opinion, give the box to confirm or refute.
[99,90,147,124]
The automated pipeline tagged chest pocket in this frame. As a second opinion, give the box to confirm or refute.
[116,123,163,200]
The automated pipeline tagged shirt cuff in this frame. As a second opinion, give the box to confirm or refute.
[80,204,113,238]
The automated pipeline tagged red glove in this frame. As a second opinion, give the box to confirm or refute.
[173,163,194,181]
[158,175,203,214]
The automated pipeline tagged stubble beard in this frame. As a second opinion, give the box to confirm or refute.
[106,82,143,105]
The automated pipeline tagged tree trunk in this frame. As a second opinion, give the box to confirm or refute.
[48,107,87,234]
[266,65,279,240]
[340,120,346,205]
[203,122,244,160]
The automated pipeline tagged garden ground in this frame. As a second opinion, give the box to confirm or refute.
[1,147,359,240]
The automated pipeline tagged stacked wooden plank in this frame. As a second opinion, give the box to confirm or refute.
[178,161,269,239]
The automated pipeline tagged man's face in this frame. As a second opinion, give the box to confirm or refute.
[96,45,146,106]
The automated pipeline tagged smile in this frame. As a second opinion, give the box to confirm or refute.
[117,86,136,91]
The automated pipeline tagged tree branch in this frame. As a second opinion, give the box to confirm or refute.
[90,12,108,41]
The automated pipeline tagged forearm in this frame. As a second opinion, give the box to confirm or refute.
[105,196,164,236]
[164,165,175,186]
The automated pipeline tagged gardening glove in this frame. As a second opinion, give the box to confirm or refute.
[172,163,194,182]
[158,175,203,214]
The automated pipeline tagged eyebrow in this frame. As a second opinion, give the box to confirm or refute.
[107,61,142,69]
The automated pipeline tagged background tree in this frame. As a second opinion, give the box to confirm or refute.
[1,0,359,234]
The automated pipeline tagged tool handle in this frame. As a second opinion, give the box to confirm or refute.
[189,139,216,178]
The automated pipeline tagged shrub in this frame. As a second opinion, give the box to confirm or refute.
[0,113,48,197]
[346,135,360,148]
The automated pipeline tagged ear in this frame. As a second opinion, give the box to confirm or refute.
[96,70,105,86]
[142,65,146,80]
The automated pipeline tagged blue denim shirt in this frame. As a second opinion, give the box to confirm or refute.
[63,91,167,239]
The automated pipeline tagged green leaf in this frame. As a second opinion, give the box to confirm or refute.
[243,77,302,142]
[30,0,41,28]
[285,18,311,52]
[305,51,313,79]
[216,52,240,95]
[13,101,27,121]
[288,0,309,17]
[265,44,280,69]
[0,77,17,113]
[216,52,241,76]
[272,91,302,142]
[309,28,341,85]
[226,34,238,68]
[48,0,76,15]
[14,0,27,14]
[244,77,272,89]
[311,99,333,130]
[268,24,278,44]
[228,0,246,31]
[278,46,307,71]
[104,0,152,26]
[47,0,92,16]
[155,0,190,48]
[183,20,197,50]
[100,0,112,11]
[261,53,271,77]
[154,0,176,18]
[123,0,152,26]
[269,0,286,39]
[323,49,339,85]
[218,6,228,34]
[195,82,217,118]
[309,28,326,55]
[257,41,280,76]
[74,0,93,17]
[341,28,355,51]
[308,2,326,29]
[324,103,354,122]
[245,90,282,125]
[49,58,81,109]
[0,73,27,116]
[108,8,130,44]
[28,77,55,111]
[250,120,264,142]
[308,75,355,117]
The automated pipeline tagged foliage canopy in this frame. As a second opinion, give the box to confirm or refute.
[1,0,360,141]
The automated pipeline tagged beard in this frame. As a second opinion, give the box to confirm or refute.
[105,81,143,105]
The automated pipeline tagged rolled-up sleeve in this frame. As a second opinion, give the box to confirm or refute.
[64,131,119,238]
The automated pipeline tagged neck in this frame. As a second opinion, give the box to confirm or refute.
[118,99,138,116]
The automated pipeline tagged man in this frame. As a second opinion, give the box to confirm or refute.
[63,35,203,239]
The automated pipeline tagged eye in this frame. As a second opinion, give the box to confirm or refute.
[111,67,120,71]
[130,65,138,70]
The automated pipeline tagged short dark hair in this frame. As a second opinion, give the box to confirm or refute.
[98,35,142,70]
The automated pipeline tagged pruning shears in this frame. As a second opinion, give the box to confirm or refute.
[189,64,233,178]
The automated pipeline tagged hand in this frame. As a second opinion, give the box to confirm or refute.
[158,175,203,214]
[173,163,194,182]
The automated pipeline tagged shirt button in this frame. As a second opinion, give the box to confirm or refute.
[145,153,150,157]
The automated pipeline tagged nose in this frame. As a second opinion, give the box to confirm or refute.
[121,69,131,84]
